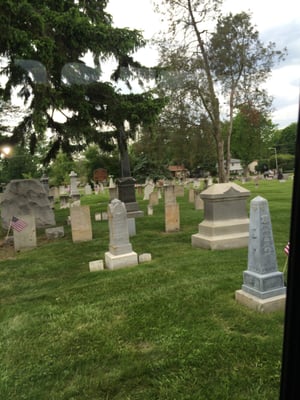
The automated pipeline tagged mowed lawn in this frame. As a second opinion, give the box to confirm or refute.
[0,179,293,400]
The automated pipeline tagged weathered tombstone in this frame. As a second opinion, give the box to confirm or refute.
[189,188,195,203]
[49,186,59,199]
[105,199,138,270]
[148,205,154,216]
[194,190,204,210]
[149,191,159,206]
[164,185,180,232]
[191,182,250,250]
[165,203,180,232]
[12,214,37,252]
[109,187,118,201]
[70,205,93,242]
[175,185,184,197]
[235,196,286,312]
[127,217,136,236]
[69,171,80,200]
[1,179,56,229]
[89,260,104,272]
[60,195,70,209]
[40,174,49,195]
[143,181,155,200]
[45,226,64,239]
[164,185,176,204]
[84,183,92,195]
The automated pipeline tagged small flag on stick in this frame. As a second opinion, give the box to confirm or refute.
[284,242,290,256]
[10,216,27,232]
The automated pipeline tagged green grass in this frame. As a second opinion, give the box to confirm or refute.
[0,179,293,399]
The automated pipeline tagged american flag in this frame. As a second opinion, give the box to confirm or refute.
[10,216,27,232]
[284,242,290,256]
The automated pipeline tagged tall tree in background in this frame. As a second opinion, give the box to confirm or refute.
[0,0,165,174]
[231,104,276,173]
[154,0,286,182]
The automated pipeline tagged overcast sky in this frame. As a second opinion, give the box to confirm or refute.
[106,0,300,129]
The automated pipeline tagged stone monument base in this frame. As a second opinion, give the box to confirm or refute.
[105,251,138,270]
[235,289,286,313]
[192,231,248,250]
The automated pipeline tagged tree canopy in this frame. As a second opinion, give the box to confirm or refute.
[0,0,165,169]
[154,0,286,182]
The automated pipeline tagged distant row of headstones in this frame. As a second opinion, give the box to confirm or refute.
[0,176,287,313]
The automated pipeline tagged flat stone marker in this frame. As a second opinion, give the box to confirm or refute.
[70,205,93,242]
[45,226,64,239]
[89,260,104,272]
[13,214,37,252]
[105,199,138,270]
[236,196,286,312]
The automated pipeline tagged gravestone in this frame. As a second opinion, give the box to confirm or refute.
[189,188,195,203]
[69,171,80,200]
[105,199,138,270]
[143,181,155,200]
[175,185,184,197]
[109,187,118,201]
[149,191,159,206]
[1,179,56,229]
[191,182,250,250]
[194,190,204,210]
[45,226,64,239]
[235,196,286,312]
[70,205,93,242]
[84,184,92,195]
[164,185,180,232]
[13,214,37,252]
[60,195,70,209]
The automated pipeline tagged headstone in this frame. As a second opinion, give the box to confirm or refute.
[139,253,152,263]
[143,181,155,200]
[84,184,92,195]
[175,185,184,197]
[89,260,104,272]
[95,212,102,221]
[60,195,70,209]
[13,214,37,252]
[45,226,64,239]
[105,199,138,270]
[59,185,68,195]
[165,203,180,232]
[164,185,176,204]
[1,179,56,229]
[149,191,159,206]
[191,182,250,250]
[70,205,93,242]
[189,188,195,203]
[109,187,118,201]
[235,196,286,312]
[127,217,136,236]
[69,171,80,200]
[194,190,204,210]
[49,186,59,199]
[40,174,49,195]
[148,205,154,216]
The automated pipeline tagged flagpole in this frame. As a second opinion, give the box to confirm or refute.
[5,218,12,240]
[280,98,300,398]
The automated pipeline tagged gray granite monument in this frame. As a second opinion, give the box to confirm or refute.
[191,182,250,250]
[235,196,286,312]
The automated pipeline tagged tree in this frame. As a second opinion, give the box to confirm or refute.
[275,123,297,155]
[154,0,286,182]
[231,104,276,173]
[0,0,165,175]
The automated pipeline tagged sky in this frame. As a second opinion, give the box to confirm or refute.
[106,0,300,129]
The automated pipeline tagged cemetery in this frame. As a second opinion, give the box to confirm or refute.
[0,177,292,399]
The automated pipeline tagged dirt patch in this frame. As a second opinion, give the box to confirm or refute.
[0,238,16,260]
